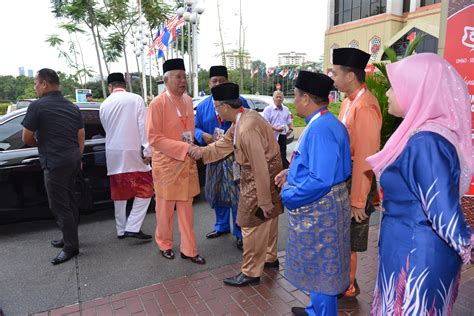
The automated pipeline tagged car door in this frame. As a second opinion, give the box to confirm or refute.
[0,113,48,222]
[79,108,110,211]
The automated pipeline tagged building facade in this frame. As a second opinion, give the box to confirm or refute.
[278,52,307,66]
[222,50,252,70]
[324,0,442,72]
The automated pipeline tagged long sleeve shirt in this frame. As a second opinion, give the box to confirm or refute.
[262,104,293,139]
[99,90,151,175]
[282,108,352,210]
[194,95,249,145]
[338,86,382,208]
[201,109,281,209]
[146,91,200,200]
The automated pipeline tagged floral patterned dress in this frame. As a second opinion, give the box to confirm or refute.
[371,132,472,315]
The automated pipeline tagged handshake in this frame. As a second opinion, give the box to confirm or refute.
[187,144,203,160]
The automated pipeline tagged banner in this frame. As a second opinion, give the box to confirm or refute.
[443,2,474,196]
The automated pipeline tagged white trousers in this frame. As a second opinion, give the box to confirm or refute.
[114,197,151,235]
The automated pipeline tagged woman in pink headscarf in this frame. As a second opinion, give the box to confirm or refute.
[367,53,472,315]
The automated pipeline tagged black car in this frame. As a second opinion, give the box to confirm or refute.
[0,103,111,223]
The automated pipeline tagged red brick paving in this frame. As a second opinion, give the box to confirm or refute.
[36,225,474,316]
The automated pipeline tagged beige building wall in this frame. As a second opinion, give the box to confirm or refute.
[324,3,442,72]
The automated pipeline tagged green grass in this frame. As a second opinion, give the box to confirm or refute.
[286,102,342,127]
[0,103,10,115]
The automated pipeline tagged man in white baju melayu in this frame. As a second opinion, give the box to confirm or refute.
[100,72,154,240]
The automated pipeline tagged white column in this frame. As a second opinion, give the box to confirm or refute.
[193,18,199,98]
[387,0,403,15]
[327,0,335,29]
[410,0,421,12]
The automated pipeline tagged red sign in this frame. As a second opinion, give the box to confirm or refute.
[365,64,375,75]
[276,83,281,91]
[444,3,474,195]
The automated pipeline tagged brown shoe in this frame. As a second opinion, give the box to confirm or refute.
[180,252,206,265]
[161,249,175,260]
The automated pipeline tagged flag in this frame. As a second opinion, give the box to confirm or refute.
[166,15,185,41]
[260,66,265,80]
[282,69,289,78]
[157,48,164,59]
[266,67,275,77]
[250,67,258,78]
[293,70,299,80]
[288,69,294,80]
[407,31,416,42]
[148,27,171,56]
[278,69,284,76]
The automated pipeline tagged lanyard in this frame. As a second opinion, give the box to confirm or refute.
[290,109,328,165]
[216,111,222,126]
[233,108,245,147]
[112,88,126,93]
[166,91,188,129]
[341,88,366,125]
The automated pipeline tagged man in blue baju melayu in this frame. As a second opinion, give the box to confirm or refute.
[275,71,352,316]
[194,65,249,250]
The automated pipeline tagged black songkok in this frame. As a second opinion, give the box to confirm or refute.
[163,58,186,74]
[209,66,228,78]
[107,72,125,84]
[295,71,334,101]
[211,82,239,101]
[332,48,370,70]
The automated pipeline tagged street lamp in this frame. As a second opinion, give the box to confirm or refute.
[132,0,148,102]
[177,0,204,98]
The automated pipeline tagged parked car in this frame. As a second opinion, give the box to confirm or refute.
[0,102,111,223]
[6,99,37,114]
[193,94,294,144]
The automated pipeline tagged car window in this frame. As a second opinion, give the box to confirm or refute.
[0,115,27,151]
[16,101,32,109]
[248,98,269,111]
[81,109,106,140]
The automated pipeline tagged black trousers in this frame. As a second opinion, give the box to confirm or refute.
[278,134,289,169]
[43,160,81,253]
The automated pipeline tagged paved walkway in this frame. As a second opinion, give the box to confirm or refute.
[35,223,474,316]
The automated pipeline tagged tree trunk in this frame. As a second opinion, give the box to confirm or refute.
[75,32,88,88]
[123,40,133,92]
[96,25,110,75]
[90,25,108,98]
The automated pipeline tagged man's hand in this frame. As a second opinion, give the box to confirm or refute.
[351,207,368,223]
[187,145,203,160]
[202,133,214,145]
[275,169,289,188]
[142,157,151,165]
[261,204,274,218]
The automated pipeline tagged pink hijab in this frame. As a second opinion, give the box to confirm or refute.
[366,53,472,196]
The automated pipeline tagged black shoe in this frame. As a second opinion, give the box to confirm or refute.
[117,235,126,239]
[236,238,243,251]
[223,272,260,286]
[161,249,175,260]
[206,230,230,239]
[51,250,79,265]
[264,259,279,269]
[180,252,206,264]
[51,239,64,248]
[124,230,152,240]
[291,307,308,316]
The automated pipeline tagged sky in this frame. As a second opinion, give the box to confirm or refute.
[0,0,329,77]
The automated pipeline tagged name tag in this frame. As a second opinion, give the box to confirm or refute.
[213,127,225,140]
[182,131,193,143]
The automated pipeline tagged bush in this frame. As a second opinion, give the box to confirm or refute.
[286,102,342,127]
[0,103,10,115]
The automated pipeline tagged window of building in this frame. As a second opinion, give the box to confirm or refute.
[334,0,386,26]
[382,28,439,60]
[403,0,411,12]
[349,40,359,48]
[369,36,382,60]
[420,0,441,7]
